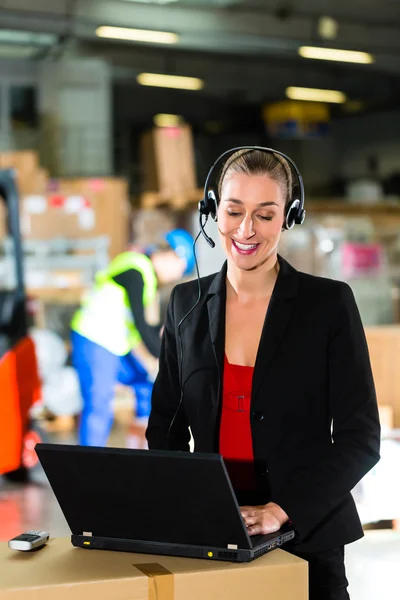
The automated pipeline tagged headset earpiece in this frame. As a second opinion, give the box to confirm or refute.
[284,199,300,230]
[198,189,218,221]
[295,207,306,226]
[207,190,218,221]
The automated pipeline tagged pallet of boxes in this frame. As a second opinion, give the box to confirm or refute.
[139,123,202,210]
[0,149,130,311]
[0,149,131,432]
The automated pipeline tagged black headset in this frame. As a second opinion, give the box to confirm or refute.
[198,146,306,248]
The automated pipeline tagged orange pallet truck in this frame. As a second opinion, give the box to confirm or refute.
[0,169,42,482]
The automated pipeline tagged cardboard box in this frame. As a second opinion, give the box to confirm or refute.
[0,151,38,175]
[0,151,47,196]
[141,125,197,201]
[365,326,400,428]
[378,404,394,435]
[17,167,49,196]
[20,178,131,258]
[0,537,307,600]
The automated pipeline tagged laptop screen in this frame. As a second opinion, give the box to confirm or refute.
[36,444,252,550]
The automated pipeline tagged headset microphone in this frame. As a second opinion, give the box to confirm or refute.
[199,214,215,248]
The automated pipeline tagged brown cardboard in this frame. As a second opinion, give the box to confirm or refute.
[0,152,47,196]
[0,537,307,600]
[141,126,197,201]
[20,178,131,258]
[0,153,130,257]
[365,325,400,428]
[0,151,38,174]
[378,404,394,436]
[17,168,49,196]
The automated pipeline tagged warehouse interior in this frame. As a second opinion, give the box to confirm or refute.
[0,1,400,598]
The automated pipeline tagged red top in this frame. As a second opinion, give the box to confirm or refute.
[219,355,257,491]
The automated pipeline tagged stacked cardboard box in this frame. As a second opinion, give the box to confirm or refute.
[0,150,48,196]
[140,125,198,207]
[365,325,400,428]
[0,151,131,259]
[21,178,131,259]
[0,150,48,239]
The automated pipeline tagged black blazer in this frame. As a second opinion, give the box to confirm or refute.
[146,256,380,552]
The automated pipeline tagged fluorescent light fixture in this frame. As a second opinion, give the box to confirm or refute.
[299,46,374,64]
[286,86,346,103]
[153,113,182,127]
[137,73,204,90]
[96,26,178,44]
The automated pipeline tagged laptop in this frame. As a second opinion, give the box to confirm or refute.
[35,444,295,563]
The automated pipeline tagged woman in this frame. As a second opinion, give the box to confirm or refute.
[146,148,380,600]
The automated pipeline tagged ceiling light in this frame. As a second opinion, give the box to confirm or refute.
[96,26,178,44]
[153,114,182,127]
[286,86,346,103]
[298,46,374,64]
[137,73,204,90]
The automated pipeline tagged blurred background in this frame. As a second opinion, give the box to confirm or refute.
[0,0,400,597]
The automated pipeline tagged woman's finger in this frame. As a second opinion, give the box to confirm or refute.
[240,508,258,518]
[247,524,261,536]
[244,515,258,527]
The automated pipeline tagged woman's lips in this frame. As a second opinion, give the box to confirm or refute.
[232,239,260,255]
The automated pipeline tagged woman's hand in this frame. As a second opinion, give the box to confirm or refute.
[240,502,289,536]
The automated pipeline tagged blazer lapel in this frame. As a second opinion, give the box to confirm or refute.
[252,256,299,399]
[206,262,227,404]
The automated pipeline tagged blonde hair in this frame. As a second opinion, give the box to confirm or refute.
[218,149,293,211]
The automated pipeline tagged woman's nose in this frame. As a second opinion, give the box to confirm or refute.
[238,215,255,239]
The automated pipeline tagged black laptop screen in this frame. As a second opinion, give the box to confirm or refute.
[36,444,252,550]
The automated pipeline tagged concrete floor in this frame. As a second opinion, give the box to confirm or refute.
[1,423,399,599]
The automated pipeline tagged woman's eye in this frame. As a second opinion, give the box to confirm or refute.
[227,211,241,217]
[259,215,273,221]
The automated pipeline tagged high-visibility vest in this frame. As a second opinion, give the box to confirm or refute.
[71,252,158,356]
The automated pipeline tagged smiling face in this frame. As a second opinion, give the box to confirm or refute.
[217,172,285,272]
